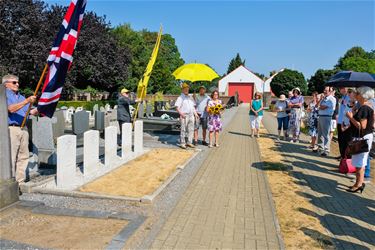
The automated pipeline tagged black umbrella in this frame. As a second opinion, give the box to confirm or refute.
[326,71,375,87]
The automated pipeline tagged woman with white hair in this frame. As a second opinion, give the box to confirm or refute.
[346,86,374,193]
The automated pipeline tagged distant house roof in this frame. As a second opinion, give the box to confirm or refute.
[218,65,265,93]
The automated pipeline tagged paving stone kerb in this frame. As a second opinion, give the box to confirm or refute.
[262,112,375,249]
[151,106,283,250]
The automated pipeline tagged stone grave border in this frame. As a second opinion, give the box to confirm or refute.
[24,149,200,204]
[0,200,146,250]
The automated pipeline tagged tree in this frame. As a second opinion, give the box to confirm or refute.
[335,46,375,73]
[270,69,307,97]
[0,0,50,90]
[308,69,337,94]
[113,25,184,94]
[0,0,131,93]
[227,53,245,74]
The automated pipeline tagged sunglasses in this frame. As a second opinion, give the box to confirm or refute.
[6,81,19,85]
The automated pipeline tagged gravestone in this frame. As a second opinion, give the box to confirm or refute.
[52,110,65,139]
[138,103,144,118]
[0,85,19,208]
[100,106,105,112]
[56,135,77,189]
[105,126,118,167]
[105,104,111,111]
[114,105,118,109]
[72,110,89,135]
[93,104,99,114]
[76,106,84,112]
[134,120,143,153]
[83,130,100,177]
[146,103,153,118]
[60,106,68,110]
[121,123,132,158]
[94,111,105,131]
[66,108,74,123]
[108,109,119,134]
[32,116,57,165]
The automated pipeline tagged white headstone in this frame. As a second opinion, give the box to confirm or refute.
[105,126,118,167]
[105,104,111,111]
[121,123,132,158]
[76,106,84,112]
[134,120,143,153]
[83,130,100,177]
[66,108,74,123]
[56,135,76,189]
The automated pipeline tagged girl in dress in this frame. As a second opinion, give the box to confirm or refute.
[207,90,223,148]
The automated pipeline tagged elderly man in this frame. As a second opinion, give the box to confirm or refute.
[175,83,199,149]
[194,86,210,146]
[117,88,140,131]
[4,74,38,183]
[317,86,337,156]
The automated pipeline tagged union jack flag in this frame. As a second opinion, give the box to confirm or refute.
[37,0,87,118]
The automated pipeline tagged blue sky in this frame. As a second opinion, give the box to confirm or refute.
[46,0,374,79]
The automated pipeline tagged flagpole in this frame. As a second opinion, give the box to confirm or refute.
[132,86,146,128]
[20,64,49,128]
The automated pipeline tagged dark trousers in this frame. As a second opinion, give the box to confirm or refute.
[337,124,352,157]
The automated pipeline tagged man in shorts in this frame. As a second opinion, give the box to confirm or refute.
[194,86,210,146]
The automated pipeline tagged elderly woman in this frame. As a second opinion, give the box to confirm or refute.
[346,86,374,193]
[288,88,304,143]
[249,92,264,137]
[307,92,319,149]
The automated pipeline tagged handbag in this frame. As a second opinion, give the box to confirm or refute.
[339,158,356,174]
[339,148,356,174]
[347,126,369,156]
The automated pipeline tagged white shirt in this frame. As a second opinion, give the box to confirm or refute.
[175,94,195,115]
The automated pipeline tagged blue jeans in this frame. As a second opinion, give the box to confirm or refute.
[365,157,371,178]
[277,116,289,131]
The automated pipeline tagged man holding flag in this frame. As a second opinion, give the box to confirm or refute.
[5,0,87,185]
[3,74,38,183]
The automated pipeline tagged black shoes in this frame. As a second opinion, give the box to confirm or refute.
[347,183,366,193]
[202,141,209,146]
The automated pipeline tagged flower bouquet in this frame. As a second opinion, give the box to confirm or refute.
[209,103,224,115]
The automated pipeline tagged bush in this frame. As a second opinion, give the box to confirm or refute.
[57,100,117,112]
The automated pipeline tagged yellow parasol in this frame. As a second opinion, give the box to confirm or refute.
[172,63,219,82]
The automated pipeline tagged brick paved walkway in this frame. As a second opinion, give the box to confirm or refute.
[262,112,375,249]
[151,106,283,249]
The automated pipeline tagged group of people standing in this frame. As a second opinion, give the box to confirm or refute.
[272,85,374,194]
[272,87,305,142]
[175,83,224,149]
[307,86,374,193]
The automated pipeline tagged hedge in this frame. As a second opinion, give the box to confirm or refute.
[57,100,117,112]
